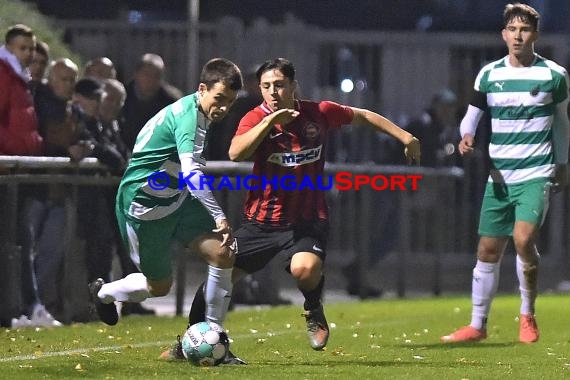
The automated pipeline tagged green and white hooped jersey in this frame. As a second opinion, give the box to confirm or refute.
[476,55,569,184]
[118,92,209,220]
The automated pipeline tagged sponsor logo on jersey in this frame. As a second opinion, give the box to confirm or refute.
[267,145,323,167]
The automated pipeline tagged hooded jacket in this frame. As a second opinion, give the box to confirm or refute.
[0,46,43,155]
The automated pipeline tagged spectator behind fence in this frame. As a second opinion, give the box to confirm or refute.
[405,88,462,168]
[100,78,130,161]
[83,56,117,81]
[0,24,57,328]
[336,124,405,299]
[29,40,49,96]
[377,89,464,294]
[72,78,126,170]
[99,78,155,316]
[34,58,88,158]
[0,24,43,155]
[121,53,182,149]
[72,78,124,308]
[22,57,96,323]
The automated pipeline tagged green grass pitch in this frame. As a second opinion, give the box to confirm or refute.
[2,294,569,379]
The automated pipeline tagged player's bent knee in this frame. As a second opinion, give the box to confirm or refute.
[513,236,535,255]
[290,252,322,281]
[290,264,318,282]
[190,234,234,268]
[476,238,506,262]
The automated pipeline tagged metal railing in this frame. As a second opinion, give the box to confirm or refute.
[1,156,569,319]
[0,156,120,324]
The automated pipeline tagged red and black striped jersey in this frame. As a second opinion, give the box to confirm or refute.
[235,100,354,227]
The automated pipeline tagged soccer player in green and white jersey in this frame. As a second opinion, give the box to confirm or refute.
[441,3,569,344]
[89,58,243,331]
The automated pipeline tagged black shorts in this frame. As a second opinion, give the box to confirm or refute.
[233,219,328,274]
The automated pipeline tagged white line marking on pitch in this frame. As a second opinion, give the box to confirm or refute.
[1,319,405,363]
[0,340,173,363]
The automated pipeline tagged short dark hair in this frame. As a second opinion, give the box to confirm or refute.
[200,58,243,91]
[75,77,105,101]
[256,58,296,82]
[5,24,34,45]
[504,3,540,31]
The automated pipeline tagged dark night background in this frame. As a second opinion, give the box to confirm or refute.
[21,0,570,33]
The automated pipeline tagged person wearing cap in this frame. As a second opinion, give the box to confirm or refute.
[73,77,105,116]
[72,77,125,170]
[76,76,156,317]
[72,77,130,311]
[405,88,462,168]
[97,77,156,317]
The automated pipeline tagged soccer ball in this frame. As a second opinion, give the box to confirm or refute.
[181,321,229,366]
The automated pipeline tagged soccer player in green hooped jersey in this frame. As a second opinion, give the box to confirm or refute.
[88,58,243,332]
[441,3,570,344]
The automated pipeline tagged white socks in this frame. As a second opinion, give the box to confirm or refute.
[97,273,152,303]
[469,253,539,329]
[516,254,539,316]
[204,265,233,325]
[470,260,500,330]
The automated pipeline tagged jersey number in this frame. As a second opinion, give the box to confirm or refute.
[132,109,167,154]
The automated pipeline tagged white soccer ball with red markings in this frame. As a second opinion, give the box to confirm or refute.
[181,321,229,366]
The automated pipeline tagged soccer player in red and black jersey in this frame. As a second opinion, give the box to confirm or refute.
[161,58,420,363]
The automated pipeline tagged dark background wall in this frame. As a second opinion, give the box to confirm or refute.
[23,0,570,33]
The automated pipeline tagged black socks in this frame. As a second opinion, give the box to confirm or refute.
[301,275,324,311]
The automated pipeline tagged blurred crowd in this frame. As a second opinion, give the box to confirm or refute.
[0,24,184,327]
